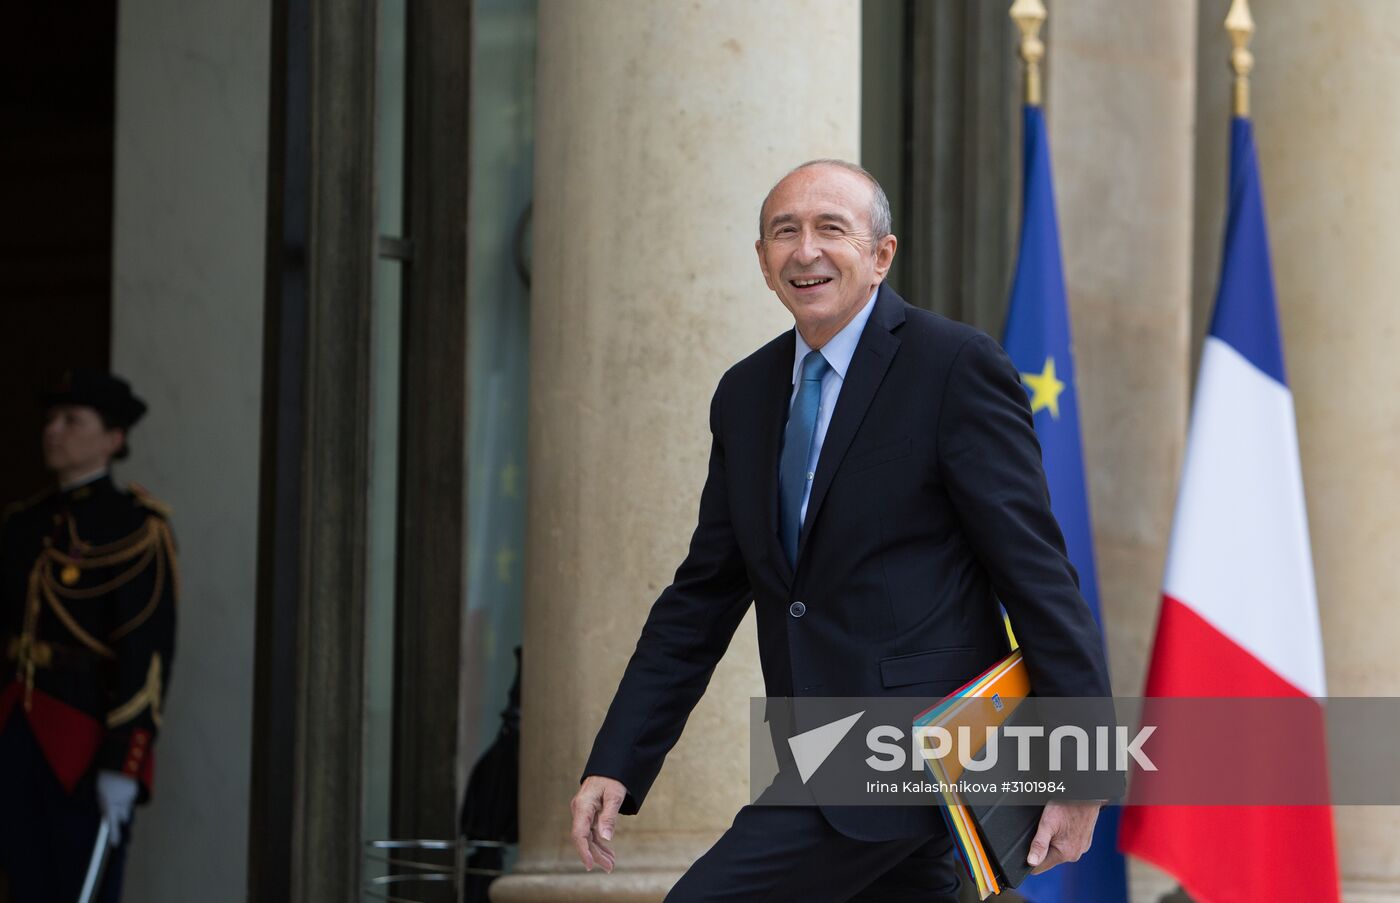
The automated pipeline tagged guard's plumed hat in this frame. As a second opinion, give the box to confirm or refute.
[42,370,148,429]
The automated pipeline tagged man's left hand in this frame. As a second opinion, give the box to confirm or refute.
[1026,801,1102,874]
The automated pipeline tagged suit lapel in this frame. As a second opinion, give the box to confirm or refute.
[795,287,906,564]
[759,333,797,588]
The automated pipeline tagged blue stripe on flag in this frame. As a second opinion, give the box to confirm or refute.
[1208,118,1289,387]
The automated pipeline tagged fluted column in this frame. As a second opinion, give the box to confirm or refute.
[1244,3,1400,899]
[493,2,860,900]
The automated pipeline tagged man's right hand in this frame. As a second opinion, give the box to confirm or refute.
[570,775,628,872]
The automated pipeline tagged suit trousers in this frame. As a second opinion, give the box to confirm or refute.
[665,773,960,903]
[0,715,129,903]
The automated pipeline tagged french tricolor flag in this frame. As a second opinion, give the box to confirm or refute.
[1117,118,1341,901]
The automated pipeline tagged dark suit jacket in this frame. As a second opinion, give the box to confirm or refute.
[583,284,1112,841]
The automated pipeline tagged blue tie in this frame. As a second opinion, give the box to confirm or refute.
[779,350,830,567]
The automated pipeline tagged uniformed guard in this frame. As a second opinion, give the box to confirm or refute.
[0,370,177,903]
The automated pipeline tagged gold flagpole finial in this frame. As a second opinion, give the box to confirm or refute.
[1010,0,1048,107]
[1225,0,1255,117]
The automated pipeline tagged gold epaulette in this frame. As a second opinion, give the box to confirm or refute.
[128,483,173,519]
[2,488,55,524]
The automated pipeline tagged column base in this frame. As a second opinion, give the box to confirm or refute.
[491,869,684,903]
[1343,880,1400,903]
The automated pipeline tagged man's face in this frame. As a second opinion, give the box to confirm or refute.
[755,164,897,345]
[42,405,123,475]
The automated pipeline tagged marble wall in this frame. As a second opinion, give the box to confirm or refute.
[1240,3,1400,898]
[108,0,270,898]
[1044,2,1199,898]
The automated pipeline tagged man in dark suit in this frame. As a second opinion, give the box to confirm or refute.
[570,160,1112,900]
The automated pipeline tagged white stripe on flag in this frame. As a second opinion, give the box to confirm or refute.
[1162,336,1327,698]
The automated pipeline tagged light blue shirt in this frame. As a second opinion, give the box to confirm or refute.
[789,289,879,523]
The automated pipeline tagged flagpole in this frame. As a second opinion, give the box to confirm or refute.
[1009,0,1047,107]
[1226,0,1255,117]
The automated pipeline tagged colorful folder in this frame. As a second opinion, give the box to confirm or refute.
[912,649,1040,899]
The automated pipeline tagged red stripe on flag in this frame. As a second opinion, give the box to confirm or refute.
[1144,594,1309,698]
[1121,803,1339,903]
[1119,595,1340,903]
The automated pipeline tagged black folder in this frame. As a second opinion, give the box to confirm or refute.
[968,797,1042,889]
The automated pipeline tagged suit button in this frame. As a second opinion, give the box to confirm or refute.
[789,601,806,618]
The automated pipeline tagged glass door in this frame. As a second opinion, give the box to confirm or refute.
[363,0,406,865]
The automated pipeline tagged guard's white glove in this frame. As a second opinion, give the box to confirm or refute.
[97,771,139,847]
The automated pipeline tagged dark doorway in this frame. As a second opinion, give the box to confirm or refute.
[860,0,1020,333]
[0,3,117,507]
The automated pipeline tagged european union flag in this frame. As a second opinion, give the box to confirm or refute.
[1002,105,1129,903]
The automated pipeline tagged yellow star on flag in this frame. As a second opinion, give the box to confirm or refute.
[1021,356,1066,420]
[496,545,517,584]
[500,461,520,498]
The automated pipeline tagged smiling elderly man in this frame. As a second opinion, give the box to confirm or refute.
[570,160,1113,901]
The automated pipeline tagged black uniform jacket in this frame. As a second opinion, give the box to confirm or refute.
[1,474,177,800]
[583,285,1112,842]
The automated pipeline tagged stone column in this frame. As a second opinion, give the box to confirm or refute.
[1046,0,1199,698]
[492,2,860,900]
[1245,3,1400,900]
[1044,4,1198,900]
